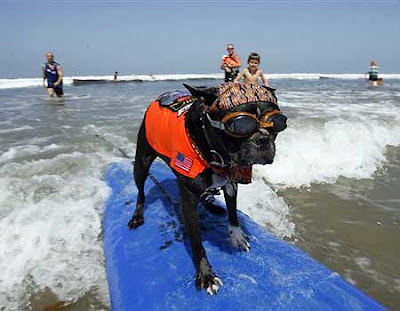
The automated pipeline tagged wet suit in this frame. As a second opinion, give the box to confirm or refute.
[44,62,63,96]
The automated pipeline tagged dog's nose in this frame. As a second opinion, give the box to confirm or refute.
[256,130,273,144]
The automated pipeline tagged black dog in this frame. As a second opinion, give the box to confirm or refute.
[129,83,287,295]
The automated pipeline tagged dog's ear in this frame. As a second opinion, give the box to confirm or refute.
[183,84,218,106]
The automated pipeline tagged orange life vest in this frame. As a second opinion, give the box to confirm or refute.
[222,55,240,67]
[145,100,207,179]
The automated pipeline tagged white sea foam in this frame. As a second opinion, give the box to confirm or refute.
[1,73,400,90]
[0,78,45,90]
[270,73,400,80]
[256,118,400,189]
[0,125,34,134]
[0,151,114,310]
[215,180,295,239]
[237,182,295,238]
[0,144,60,163]
[0,74,222,90]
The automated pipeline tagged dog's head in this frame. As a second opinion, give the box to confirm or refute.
[184,83,287,181]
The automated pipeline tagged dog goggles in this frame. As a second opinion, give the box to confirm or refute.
[207,110,283,138]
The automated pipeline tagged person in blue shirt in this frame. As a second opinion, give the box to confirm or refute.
[42,52,64,97]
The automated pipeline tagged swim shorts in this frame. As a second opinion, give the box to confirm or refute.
[224,70,239,82]
[47,84,64,97]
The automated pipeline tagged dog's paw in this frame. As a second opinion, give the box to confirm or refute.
[128,215,144,229]
[196,270,223,296]
[229,225,250,251]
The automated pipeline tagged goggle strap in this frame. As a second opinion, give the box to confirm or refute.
[200,114,230,168]
[260,121,274,128]
[261,110,281,120]
[206,113,225,130]
[209,150,226,167]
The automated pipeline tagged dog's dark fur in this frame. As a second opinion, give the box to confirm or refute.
[129,84,285,295]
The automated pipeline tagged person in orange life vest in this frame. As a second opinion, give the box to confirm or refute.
[220,44,242,82]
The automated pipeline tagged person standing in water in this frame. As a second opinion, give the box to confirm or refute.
[366,60,379,81]
[114,71,118,81]
[42,52,63,97]
[234,53,269,86]
[220,44,242,82]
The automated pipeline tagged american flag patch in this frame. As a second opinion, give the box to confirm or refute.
[175,152,193,172]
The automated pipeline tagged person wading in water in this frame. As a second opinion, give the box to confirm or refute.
[220,44,242,82]
[42,52,64,98]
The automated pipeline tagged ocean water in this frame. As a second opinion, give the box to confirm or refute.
[0,74,399,310]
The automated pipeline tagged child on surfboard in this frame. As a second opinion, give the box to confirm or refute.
[234,53,269,86]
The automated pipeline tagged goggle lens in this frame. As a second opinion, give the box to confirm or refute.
[220,110,285,137]
[225,115,259,137]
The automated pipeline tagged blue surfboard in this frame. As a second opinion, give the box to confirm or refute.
[103,161,386,311]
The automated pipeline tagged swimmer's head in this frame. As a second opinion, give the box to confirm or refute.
[248,53,260,64]
[46,52,55,63]
[248,53,260,70]
[227,44,235,55]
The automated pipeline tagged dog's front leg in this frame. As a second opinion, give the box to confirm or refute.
[178,180,222,295]
[223,182,250,251]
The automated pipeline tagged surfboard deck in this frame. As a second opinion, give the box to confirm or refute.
[103,161,386,311]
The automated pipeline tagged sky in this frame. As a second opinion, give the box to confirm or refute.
[0,0,399,78]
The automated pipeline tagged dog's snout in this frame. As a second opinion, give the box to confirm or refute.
[255,129,274,144]
[258,135,272,146]
[258,128,270,136]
